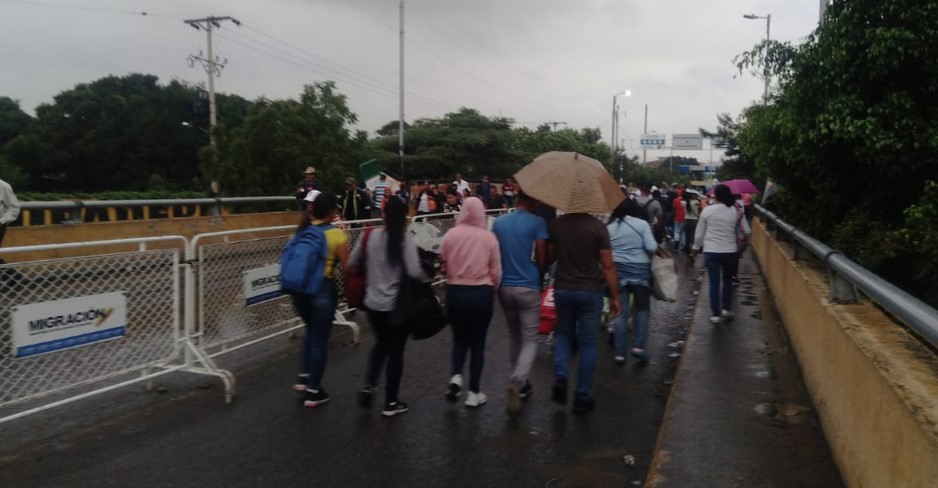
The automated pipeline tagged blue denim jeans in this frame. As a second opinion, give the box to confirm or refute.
[293,279,337,391]
[447,285,495,393]
[673,222,685,249]
[553,289,604,401]
[614,283,651,357]
[704,252,737,317]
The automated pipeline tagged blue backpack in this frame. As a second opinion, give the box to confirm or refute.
[280,223,333,295]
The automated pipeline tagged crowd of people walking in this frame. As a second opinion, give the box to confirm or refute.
[289,168,751,418]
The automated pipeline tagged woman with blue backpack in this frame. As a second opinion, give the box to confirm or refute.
[286,193,349,408]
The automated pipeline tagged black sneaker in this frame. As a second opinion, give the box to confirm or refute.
[358,385,376,408]
[303,389,330,408]
[381,401,409,417]
[292,374,309,392]
[572,397,596,415]
[551,377,567,405]
[519,382,533,399]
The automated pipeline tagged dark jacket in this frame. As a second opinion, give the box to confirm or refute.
[341,187,371,221]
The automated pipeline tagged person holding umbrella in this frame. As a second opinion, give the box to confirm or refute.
[514,152,622,415]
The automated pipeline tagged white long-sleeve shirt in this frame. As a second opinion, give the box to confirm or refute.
[0,179,20,225]
[693,203,750,254]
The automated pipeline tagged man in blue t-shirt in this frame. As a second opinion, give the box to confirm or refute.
[491,191,548,416]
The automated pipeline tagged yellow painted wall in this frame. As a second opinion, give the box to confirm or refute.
[1,212,303,262]
[752,217,938,488]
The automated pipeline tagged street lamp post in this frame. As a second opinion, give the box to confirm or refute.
[611,90,631,182]
[744,13,771,100]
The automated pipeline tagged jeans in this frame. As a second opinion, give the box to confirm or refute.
[614,283,651,357]
[293,280,337,391]
[447,285,495,393]
[365,310,409,403]
[672,221,685,249]
[683,220,697,254]
[498,286,542,387]
[553,289,603,401]
[704,252,738,317]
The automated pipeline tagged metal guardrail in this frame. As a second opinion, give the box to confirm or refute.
[755,204,938,351]
[19,196,295,211]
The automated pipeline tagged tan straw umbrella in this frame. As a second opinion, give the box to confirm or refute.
[513,151,625,213]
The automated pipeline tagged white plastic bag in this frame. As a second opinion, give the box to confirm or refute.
[650,254,678,302]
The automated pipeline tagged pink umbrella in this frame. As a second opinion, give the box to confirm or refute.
[706,179,759,195]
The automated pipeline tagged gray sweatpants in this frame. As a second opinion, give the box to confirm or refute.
[498,286,542,386]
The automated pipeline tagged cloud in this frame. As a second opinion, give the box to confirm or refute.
[0,0,820,153]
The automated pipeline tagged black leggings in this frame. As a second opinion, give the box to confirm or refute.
[365,310,409,404]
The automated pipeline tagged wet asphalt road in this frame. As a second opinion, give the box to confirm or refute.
[0,254,703,488]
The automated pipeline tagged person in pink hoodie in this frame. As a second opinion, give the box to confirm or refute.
[439,197,501,408]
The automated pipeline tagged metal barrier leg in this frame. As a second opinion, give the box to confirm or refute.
[182,339,236,403]
[334,307,360,344]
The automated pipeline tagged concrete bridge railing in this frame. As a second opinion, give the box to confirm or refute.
[752,205,938,487]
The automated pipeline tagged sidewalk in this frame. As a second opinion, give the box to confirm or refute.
[647,251,843,487]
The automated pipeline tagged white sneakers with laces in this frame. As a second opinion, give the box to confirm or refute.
[464,391,487,408]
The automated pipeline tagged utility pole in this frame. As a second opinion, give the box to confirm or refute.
[642,104,648,164]
[185,16,240,195]
[399,0,405,181]
[548,121,567,131]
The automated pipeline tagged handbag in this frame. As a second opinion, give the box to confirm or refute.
[391,255,446,340]
[735,206,749,256]
[650,245,678,302]
[345,228,373,308]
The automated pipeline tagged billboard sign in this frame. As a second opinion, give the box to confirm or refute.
[673,134,703,150]
[640,134,666,150]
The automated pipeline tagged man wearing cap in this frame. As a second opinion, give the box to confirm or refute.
[296,166,324,210]
[341,176,371,222]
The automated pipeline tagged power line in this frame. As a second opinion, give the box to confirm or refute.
[215,32,454,113]
[233,24,457,112]
[212,31,455,114]
[0,0,178,19]
[343,0,557,113]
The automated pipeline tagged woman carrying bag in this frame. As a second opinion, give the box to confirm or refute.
[348,197,428,417]
[607,199,658,364]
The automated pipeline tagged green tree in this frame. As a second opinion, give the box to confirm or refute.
[700,112,761,184]
[0,97,34,147]
[212,81,365,195]
[4,74,251,192]
[370,108,522,180]
[735,0,938,305]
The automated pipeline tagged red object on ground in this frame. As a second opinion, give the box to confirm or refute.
[538,285,556,334]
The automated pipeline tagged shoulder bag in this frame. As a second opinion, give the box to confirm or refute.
[345,228,373,308]
[735,205,749,257]
[390,249,446,340]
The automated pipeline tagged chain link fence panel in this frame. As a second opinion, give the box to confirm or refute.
[0,249,180,412]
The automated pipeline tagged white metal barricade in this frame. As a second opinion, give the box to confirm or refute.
[188,219,385,357]
[0,236,232,424]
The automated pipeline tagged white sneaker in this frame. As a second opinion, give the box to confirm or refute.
[465,391,487,407]
[721,309,735,321]
[709,316,722,324]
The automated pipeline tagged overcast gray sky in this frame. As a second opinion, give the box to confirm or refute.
[0,0,821,163]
